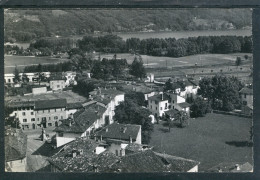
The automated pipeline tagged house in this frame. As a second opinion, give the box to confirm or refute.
[148,92,191,118]
[239,87,253,106]
[32,85,47,95]
[208,162,253,172]
[5,127,27,172]
[54,103,108,148]
[66,102,83,117]
[48,137,199,173]
[34,99,67,129]
[95,123,142,145]
[48,137,118,172]
[89,88,125,119]
[4,72,51,84]
[4,73,15,84]
[108,150,200,173]
[8,101,36,130]
[148,93,171,118]
[49,76,66,91]
[62,71,77,86]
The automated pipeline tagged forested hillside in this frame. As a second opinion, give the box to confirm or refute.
[4,9,252,42]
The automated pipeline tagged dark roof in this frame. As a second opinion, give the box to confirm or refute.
[54,104,106,133]
[35,99,67,110]
[178,102,191,108]
[239,87,253,95]
[96,123,141,141]
[66,102,83,110]
[154,152,200,172]
[109,150,198,172]
[48,137,119,172]
[165,109,179,117]
[49,76,66,81]
[5,127,27,162]
[208,162,253,172]
[125,143,153,153]
[148,93,170,102]
[7,101,35,108]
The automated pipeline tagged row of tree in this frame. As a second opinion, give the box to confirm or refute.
[76,35,252,57]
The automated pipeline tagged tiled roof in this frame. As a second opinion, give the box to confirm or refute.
[125,143,153,153]
[35,99,67,110]
[7,101,35,108]
[5,127,27,162]
[148,93,171,102]
[66,102,83,110]
[239,87,253,95]
[154,152,200,172]
[165,109,179,117]
[48,137,119,172]
[54,104,106,133]
[208,162,253,172]
[178,102,191,108]
[95,123,141,141]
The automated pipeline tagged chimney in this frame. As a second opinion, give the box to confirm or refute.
[72,151,77,158]
[79,149,83,155]
[129,136,132,144]
[122,126,127,133]
[235,164,240,171]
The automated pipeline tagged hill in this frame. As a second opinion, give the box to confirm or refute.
[4,9,252,42]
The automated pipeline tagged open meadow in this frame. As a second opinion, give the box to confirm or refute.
[149,113,253,172]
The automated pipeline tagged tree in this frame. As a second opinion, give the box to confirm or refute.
[176,111,189,128]
[21,72,29,83]
[244,54,249,60]
[235,57,242,66]
[114,99,153,144]
[198,75,243,111]
[129,56,146,79]
[13,66,21,83]
[125,92,146,106]
[190,97,211,118]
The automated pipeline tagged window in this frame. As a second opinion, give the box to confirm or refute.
[54,116,58,120]
[150,105,152,109]
[48,123,52,127]
[172,106,174,109]
[244,94,247,98]
[57,85,60,88]
[37,118,39,121]
[31,118,35,121]
[58,132,63,137]
[243,101,247,105]
[22,112,26,116]
[23,119,27,122]
[42,117,47,121]
[8,79,10,83]
[61,116,63,119]
[31,112,34,115]
[49,117,51,120]
[172,100,175,103]
[48,110,50,113]
[43,110,45,113]
[115,150,119,156]
[165,103,168,109]
[14,113,17,116]
[22,107,25,110]
[27,107,30,110]
[156,107,157,110]
[160,107,162,110]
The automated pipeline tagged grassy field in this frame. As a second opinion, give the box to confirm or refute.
[149,113,253,172]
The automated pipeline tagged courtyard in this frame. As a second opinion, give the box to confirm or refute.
[149,113,253,172]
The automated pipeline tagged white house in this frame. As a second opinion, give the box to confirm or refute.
[62,71,77,86]
[49,76,66,91]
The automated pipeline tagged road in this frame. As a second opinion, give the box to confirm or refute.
[24,127,56,172]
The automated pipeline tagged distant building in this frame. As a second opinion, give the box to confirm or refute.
[4,72,51,84]
[32,86,47,95]
[208,162,253,172]
[148,92,191,118]
[66,102,83,117]
[5,127,27,172]
[34,99,67,128]
[239,87,253,106]
[48,137,199,173]
[62,71,77,86]
[7,98,67,129]
[54,103,111,148]
[49,76,66,91]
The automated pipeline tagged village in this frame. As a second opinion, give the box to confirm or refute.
[3,8,254,174]
[4,59,253,172]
